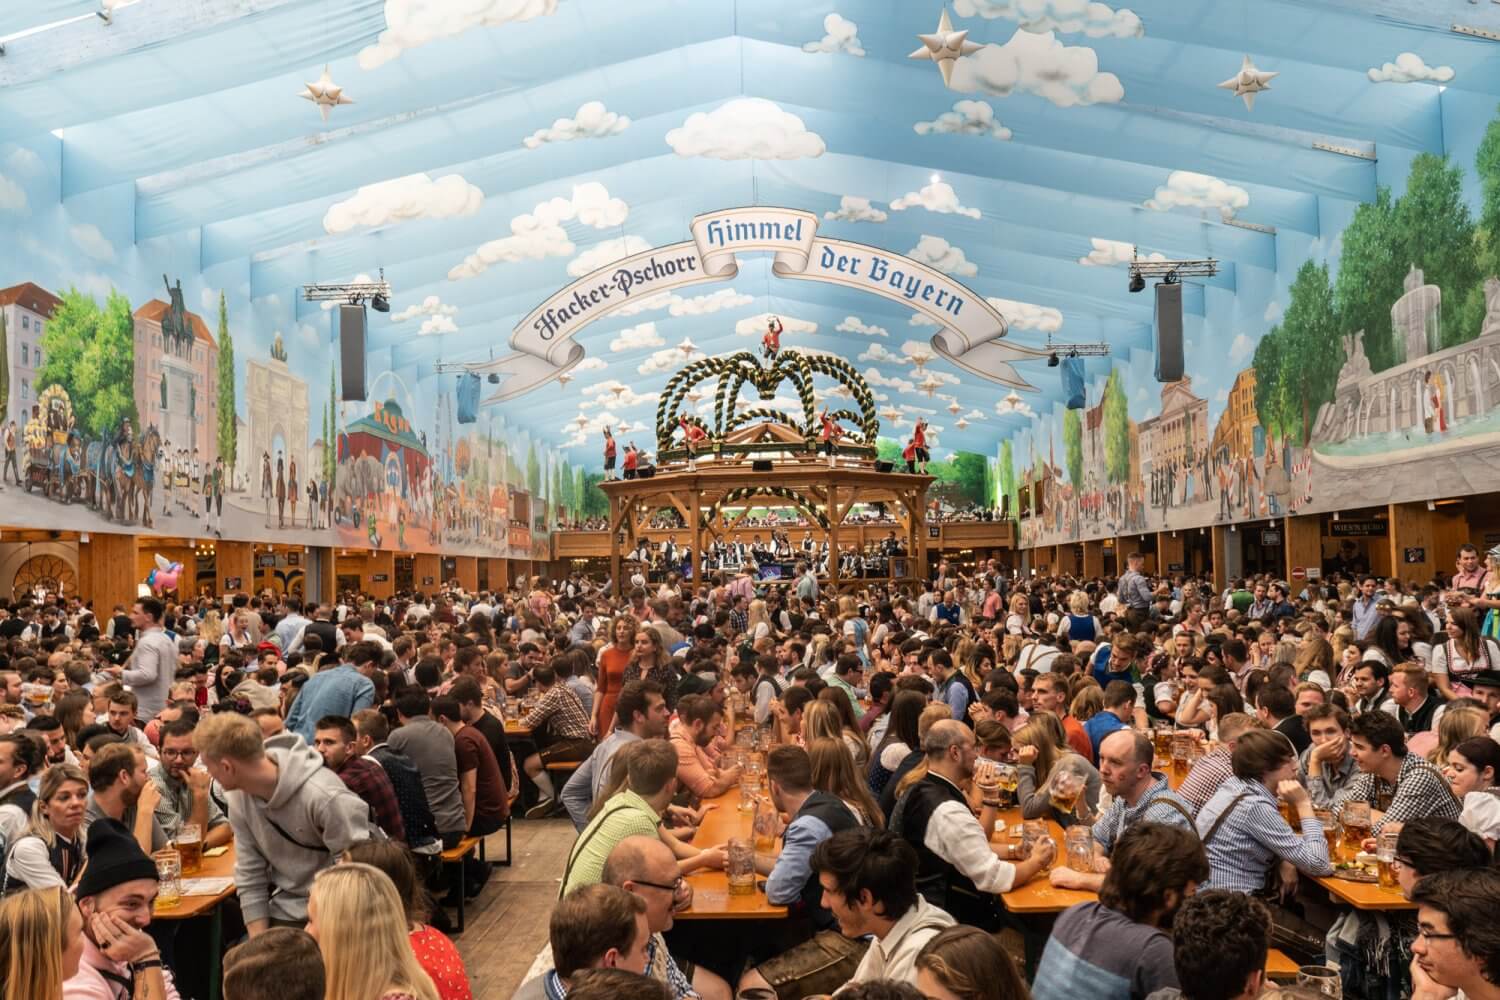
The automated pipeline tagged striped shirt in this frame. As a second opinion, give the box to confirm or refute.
[1332,752,1461,835]
[1195,776,1332,893]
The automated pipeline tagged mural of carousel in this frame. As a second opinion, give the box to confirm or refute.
[598,345,932,595]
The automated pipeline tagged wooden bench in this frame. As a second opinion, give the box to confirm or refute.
[439,836,485,933]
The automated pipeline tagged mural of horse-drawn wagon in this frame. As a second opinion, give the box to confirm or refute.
[20,384,163,527]
[22,385,87,503]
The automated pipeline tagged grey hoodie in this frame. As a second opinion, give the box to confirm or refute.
[227,732,377,925]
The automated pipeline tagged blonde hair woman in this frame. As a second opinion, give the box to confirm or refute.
[0,887,84,1000]
[1011,714,1101,825]
[747,599,773,641]
[1069,686,1103,724]
[1425,705,1490,767]
[1293,635,1335,688]
[3,764,88,891]
[1004,593,1031,637]
[810,692,869,772]
[199,608,225,645]
[307,862,440,1000]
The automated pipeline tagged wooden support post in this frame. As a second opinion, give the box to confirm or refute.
[413,553,441,589]
[216,541,254,595]
[79,532,139,616]
[609,495,623,599]
[828,482,841,592]
[1283,515,1322,588]
[1156,532,1185,577]
[689,487,703,590]
[452,556,479,593]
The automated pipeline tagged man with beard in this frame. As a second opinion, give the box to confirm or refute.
[150,718,232,847]
[1031,823,1207,1000]
[668,694,741,800]
[85,742,169,855]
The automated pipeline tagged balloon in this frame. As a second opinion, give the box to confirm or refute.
[144,555,183,594]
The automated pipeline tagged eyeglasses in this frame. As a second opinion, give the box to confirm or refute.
[1392,856,1414,870]
[160,749,197,760]
[1415,927,1458,943]
[632,876,687,895]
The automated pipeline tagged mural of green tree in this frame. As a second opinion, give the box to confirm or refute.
[1063,408,1083,488]
[37,288,137,439]
[1255,261,1343,446]
[580,470,609,519]
[526,441,540,495]
[998,440,1017,520]
[1335,153,1479,370]
[1102,368,1129,484]
[215,292,237,482]
[325,363,337,484]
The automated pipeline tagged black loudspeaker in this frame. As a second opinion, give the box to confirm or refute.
[1154,282,1184,382]
[875,461,894,473]
[752,460,773,472]
[637,466,655,479]
[339,304,368,401]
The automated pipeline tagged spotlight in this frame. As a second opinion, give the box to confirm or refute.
[487,373,500,384]
[1163,270,1180,285]
[1047,352,1060,368]
[1128,272,1146,293]
[371,293,390,313]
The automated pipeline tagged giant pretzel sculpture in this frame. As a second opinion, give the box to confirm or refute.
[654,349,879,456]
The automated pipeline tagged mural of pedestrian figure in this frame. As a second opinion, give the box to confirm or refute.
[288,455,299,527]
[2,421,18,487]
[275,450,286,528]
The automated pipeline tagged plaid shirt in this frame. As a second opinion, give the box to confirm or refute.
[729,609,749,635]
[1333,752,1461,835]
[523,683,591,741]
[647,932,700,1000]
[1177,745,1235,816]
[335,755,406,843]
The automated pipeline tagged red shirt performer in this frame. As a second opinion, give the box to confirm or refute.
[912,419,929,474]
[602,428,617,479]
[762,315,783,358]
[817,408,843,467]
[623,443,639,479]
[679,416,708,469]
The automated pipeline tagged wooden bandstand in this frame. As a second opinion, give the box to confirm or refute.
[598,459,932,597]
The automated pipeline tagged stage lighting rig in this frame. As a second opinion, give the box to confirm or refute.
[1041,339,1111,359]
[1127,255,1217,291]
[303,268,392,309]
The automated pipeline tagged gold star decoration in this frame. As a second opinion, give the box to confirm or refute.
[299,65,354,122]
[1218,55,1278,111]
[909,8,981,88]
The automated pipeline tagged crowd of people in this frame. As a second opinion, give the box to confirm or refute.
[0,540,1497,1000]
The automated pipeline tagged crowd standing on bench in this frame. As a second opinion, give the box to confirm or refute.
[0,547,1498,999]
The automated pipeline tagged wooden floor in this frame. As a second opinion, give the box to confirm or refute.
[456,818,576,1000]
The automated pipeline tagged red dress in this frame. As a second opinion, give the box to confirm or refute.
[596,644,632,733]
[409,924,473,1000]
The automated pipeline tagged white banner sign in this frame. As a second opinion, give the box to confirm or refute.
[473,206,1044,402]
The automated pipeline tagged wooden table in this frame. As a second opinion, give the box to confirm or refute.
[1314,874,1415,911]
[677,789,787,921]
[155,844,237,1000]
[505,719,533,737]
[993,811,1094,915]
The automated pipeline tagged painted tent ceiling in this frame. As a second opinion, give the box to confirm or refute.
[3,0,1499,462]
